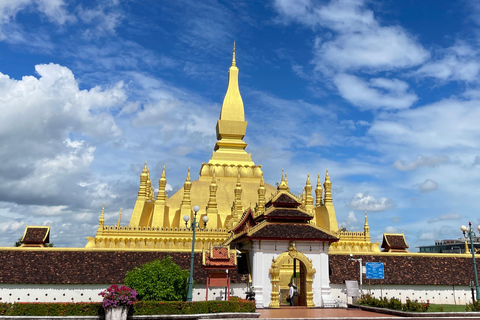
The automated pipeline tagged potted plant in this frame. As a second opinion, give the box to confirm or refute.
[99,284,138,320]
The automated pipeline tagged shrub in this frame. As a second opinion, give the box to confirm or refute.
[357,294,429,312]
[0,299,255,316]
[124,256,189,301]
[466,300,480,311]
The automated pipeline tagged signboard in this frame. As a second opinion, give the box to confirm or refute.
[366,262,384,279]
[345,280,360,297]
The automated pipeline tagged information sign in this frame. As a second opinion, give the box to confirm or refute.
[366,262,384,279]
[345,280,360,297]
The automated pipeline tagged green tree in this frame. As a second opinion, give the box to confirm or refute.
[14,238,22,247]
[124,256,189,301]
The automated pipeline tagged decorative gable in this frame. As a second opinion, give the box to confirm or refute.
[381,233,409,252]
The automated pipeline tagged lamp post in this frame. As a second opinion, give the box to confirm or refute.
[349,254,363,295]
[461,222,480,302]
[184,205,209,302]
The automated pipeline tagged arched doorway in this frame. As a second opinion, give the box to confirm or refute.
[269,241,316,308]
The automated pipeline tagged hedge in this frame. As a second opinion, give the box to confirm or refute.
[0,297,255,316]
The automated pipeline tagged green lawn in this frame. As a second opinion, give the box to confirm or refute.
[428,304,468,312]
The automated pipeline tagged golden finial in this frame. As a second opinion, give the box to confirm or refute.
[142,161,147,173]
[306,173,311,185]
[161,165,166,179]
[285,172,289,186]
[325,168,330,182]
[187,167,191,182]
[317,173,321,187]
[260,172,265,187]
[232,41,236,66]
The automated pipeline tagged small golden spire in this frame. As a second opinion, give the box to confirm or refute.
[187,167,191,182]
[232,41,236,66]
[306,173,311,185]
[315,173,323,206]
[98,203,105,230]
[116,208,122,228]
[324,169,332,203]
[364,211,370,234]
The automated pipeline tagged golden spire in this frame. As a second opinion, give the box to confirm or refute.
[208,43,255,168]
[233,172,243,217]
[116,208,122,228]
[305,173,314,212]
[256,173,266,216]
[364,211,369,234]
[206,169,218,215]
[98,203,105,231]
[181,167,192,208]
[315,173,323,206]
[324,169,332,203]
[157,165,167,203]
[138,161,148,198]
[146,169,152,200]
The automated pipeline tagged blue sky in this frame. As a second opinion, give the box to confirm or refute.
[1,0,480,249]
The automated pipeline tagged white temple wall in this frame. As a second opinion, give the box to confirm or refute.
[1,283,476,306]
[0,283,248,303]
[330,284,475,305]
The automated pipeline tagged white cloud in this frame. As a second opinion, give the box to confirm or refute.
[428,213,461,223]
[349,192,394,212]
[0,0,75,41]
[339,211,359,231]
[418,179,438,193]
[369,99,480,152]
[384,226,400,233]
[0,63,125,207]
[416,43,480,82]
[393,155,450,171]
[334,74,417,110]
[274,0,428,73]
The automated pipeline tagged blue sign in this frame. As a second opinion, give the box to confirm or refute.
[366,262,384,279]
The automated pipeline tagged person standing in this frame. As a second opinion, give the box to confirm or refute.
[288,283,294,306]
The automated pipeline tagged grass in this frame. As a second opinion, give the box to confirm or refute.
[427,304,468,312]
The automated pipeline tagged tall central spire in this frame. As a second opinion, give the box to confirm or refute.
[207,43,255,167]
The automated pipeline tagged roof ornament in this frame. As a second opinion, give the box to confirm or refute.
[232,41,236,66]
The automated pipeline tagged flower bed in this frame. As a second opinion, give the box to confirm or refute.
[0,297,255,316]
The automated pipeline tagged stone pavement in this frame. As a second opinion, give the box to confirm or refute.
[257,306,399,319]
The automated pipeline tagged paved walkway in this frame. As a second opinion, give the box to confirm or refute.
[257,307,399,319]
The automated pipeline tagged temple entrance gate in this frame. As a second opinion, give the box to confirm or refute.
[269,243,315,308]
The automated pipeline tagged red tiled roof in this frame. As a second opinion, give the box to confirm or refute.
[381,234,409,252]
[22,227,50,245]
[247,223,339,241]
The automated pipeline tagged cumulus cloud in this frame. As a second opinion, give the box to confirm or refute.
[418,179,438,193]
[349,192,394,212]
[274,0,428,73]
[339,211,358,231]
[334,74,417,110]
[0,63,125,208]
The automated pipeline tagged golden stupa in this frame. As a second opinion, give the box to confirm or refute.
[86,45,379,253]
